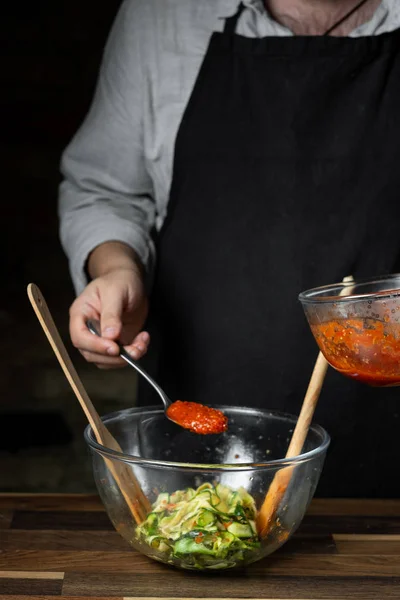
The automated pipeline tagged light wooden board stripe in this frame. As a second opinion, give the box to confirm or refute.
[0,597,333,600]
[0,596,368,600]
[0,597,115,600]
[334,534,400,555]
[334,534,400,541]
[308,499,400,516]
[0,570,64,579]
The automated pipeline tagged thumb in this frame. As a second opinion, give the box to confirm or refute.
[100,290,124,341]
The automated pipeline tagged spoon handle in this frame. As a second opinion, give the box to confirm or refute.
[86,319,171,409]
[257,275,355,537]
[120,349,171,409]
[27,284,151,523]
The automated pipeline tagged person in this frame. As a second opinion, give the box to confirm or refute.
[59,0,400,498]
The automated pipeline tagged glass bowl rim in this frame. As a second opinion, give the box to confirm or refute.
[299,273,400,305]
[84,405,330,472]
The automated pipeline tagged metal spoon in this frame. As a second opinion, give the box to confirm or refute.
[86,319,173,414]
[86,319,228,435]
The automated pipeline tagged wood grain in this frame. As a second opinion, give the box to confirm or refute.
[0,495,400,600]
[0,494,104,512]
[298,514,400,535]
[0,530,335,555]
[0,530,128,551]
[334,534,400,555]
[1,494,398,516]
[10,510,113,531]
[6,551,398,576]
[0,550,151,572]
[0,571,64,579]
[62,573,400,599]
[307,498,400,516]
[1,597,117,600]
[0,510,13,529]
[0,576,63,596]
[275,535,337,555]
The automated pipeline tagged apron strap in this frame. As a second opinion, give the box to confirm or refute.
[224,2,246,34]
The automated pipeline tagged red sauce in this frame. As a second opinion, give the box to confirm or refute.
[166,400,228,435]
[311,318,400,386]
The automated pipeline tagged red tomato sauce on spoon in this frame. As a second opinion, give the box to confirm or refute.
[166,400,228,435]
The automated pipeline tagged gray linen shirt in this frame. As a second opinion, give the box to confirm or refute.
[59,0,400,294]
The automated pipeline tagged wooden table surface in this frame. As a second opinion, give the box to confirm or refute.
[0,494,400,600]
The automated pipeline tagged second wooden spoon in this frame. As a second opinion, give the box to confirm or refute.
[28,284,151,524]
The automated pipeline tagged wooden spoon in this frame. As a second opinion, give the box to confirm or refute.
[257,275,354,538]
[27,283,151,524]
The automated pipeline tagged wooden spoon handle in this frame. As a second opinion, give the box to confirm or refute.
[257,275,354,537]
[27,284,105,438]
[287,275,355,455]
[257,353,328,536]
[286,352,329,458]
[27,283,151,523]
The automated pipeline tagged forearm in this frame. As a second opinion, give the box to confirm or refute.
[88,241,144,280]
[58,0,156,296]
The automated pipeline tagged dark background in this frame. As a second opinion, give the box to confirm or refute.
[1,0,137,492]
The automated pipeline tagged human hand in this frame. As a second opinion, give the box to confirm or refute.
[69,265,149,369]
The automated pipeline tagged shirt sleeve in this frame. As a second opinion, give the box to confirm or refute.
[58,0,156,295]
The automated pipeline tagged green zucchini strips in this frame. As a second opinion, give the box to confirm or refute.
[136,483,260,569]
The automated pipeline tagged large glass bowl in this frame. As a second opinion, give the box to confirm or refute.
[84,406,329,571]
[299,274,400,386]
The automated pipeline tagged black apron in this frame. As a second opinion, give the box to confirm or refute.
[142,3,400,497]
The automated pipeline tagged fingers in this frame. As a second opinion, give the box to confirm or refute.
[70,305,150,366]
[68,275,150,370]
[80,350,127,369]
[70,308,120,357]
[80,331,150,368]
[100,290,124,340]
[123,331,150,360]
